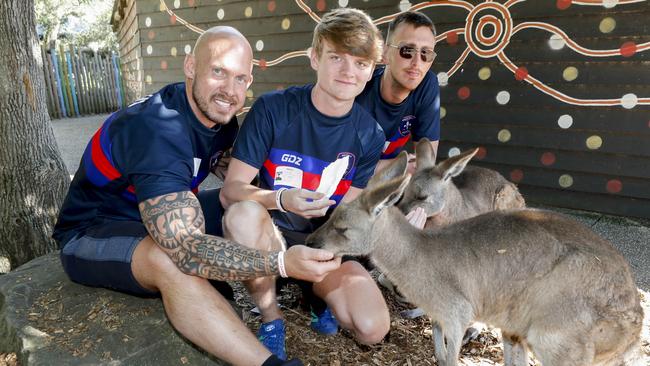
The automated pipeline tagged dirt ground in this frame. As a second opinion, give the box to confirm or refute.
[235,277,650,366]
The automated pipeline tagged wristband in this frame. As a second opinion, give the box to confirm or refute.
[275,188,288,212]
[277,250,288,278]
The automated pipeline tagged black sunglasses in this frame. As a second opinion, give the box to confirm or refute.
[388,44,437,63]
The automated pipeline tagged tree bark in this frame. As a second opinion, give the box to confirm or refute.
[0,0,70,271]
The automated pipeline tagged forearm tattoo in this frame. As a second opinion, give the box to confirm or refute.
[139,191,279,281]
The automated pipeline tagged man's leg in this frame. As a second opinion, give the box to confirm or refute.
[222,200,284,323]
[131,235,273,366]
[313,261,390,345]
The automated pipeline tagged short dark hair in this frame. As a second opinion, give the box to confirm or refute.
[387,11,436,43]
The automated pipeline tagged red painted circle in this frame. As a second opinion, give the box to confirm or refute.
[170,15,177,25]
[515,67,528,81]
[446,31,459,45]
[259,59,267,70]
[556,0,572,10]
[147,30,155,40]
[510,169,524,183]
[267,1,276,12]
[476,147,487,160]
[541,152,556,166]
[620,42,637,57]
[316,0,326,12]
[458,86,471,100]
[161,60,168,70]
[606,179,623,193]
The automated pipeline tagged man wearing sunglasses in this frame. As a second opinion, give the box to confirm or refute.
[356,11,440,174]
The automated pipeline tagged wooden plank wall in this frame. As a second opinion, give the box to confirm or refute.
[112,0,650,218]
[114,0,144,103]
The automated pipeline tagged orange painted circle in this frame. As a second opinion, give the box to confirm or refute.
[458,86,471,100]
[161,60,168,70]
[446,31,459,45]
[267,1,276,12]
[540,152,556,166]
[620,42,637,57]
[510,169,524,183]
[147,30,155,40]
[259,59,267,70]
[476,15,501,46]
[476,147,487,160]
[170,15,177,25]
[316,0,326,12]
[556,0,572,10]
[606,179,623,193]
[464,1,513,58]
[515,67,528,81]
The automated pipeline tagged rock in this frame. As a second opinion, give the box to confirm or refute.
[0,252,228,365]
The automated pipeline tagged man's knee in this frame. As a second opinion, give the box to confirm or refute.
[132,236,188,291]
[223,200,269,234]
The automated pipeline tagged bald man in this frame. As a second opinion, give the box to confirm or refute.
[53,26,338,366]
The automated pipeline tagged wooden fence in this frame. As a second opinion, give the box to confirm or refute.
[41,45,125,119]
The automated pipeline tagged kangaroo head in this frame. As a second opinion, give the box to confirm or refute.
[306,152,411,256]
[398,139,479,218]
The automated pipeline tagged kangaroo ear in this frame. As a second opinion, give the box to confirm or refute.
[415,138,435,171]
[439,147,478,181]
[362,175,411,217]
[368,151,408,187]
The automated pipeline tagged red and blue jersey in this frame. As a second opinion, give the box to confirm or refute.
[53,83,238,245]
[355,66,440,159]
[232,85,384,233]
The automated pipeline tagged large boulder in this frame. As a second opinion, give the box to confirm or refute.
[0,252,227,365]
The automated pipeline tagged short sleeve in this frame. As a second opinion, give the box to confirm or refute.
[231,97,274,169]
[112,119,194,202]
[412,72,441,142]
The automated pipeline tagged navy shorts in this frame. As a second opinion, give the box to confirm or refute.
[60,189,232,298]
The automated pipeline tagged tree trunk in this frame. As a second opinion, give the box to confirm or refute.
[0,0,70,272]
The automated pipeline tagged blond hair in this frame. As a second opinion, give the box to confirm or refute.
[312,8,382,62]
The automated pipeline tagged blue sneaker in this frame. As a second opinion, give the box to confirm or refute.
[257,319,286,360]
[310,308,338,335]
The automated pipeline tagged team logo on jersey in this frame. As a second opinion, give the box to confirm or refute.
[399,115,416,136]
[336,152,356,177]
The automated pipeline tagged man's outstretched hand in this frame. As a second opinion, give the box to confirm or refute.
[284,245,341,282]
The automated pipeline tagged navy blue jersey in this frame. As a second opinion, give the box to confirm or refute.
[355,66,440,159]
[232,85,384,233]
[53,83,238,245]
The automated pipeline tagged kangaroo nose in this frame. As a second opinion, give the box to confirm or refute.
[304,236,321,249]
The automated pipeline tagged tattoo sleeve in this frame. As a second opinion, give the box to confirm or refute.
[139,191,279,281]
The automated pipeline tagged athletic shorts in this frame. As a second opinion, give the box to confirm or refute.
[59,189,233,298]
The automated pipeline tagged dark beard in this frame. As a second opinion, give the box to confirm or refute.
[192,87,236,125]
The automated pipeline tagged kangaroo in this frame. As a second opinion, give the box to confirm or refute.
[307,152,644,366]
[398,139,525,228]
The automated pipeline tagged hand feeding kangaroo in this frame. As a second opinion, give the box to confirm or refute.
[306,152,643,366]
[398,139,525,228]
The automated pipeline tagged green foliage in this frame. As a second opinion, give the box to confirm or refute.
[35,0,116,52]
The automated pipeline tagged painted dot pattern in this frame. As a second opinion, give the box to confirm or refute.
[541,152,556,166]
[606,179,622,193]
[437,72,449,87]
[440,107,446,119]
[586,135,602,150]
[549,34,566,50]
[458,86,470,100]
[621,93,638,109]
[599,17,616,34]
[559,174,573,188]
[448,147,461,157]
[184,44,191,55]
[510,169,523,183]
[563,66,578,81]
[498,129,511,142]
[478,67,491,80]
[281,18,291,30]
[558,114,573,129]
[496,91,510,105]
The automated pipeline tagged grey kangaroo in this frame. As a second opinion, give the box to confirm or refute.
[398,139,525,228]
[307,152,643,366]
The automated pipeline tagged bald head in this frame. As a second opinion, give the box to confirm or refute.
[184,26,254,128]
[193,26,253,58]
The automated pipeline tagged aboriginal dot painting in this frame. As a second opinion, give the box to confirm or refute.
[114,0,650,217]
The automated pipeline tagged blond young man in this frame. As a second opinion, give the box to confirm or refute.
[221,8,390,359]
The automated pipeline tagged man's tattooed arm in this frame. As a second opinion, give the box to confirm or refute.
[139,191,279,281]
